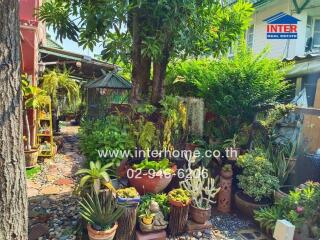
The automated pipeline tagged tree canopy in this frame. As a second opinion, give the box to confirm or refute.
[39,0,253,103]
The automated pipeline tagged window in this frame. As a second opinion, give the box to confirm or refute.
[246,25,254,49]
[305,17,320,52]
[313,18,320,48]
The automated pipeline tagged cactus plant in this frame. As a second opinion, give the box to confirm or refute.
[180,167,220,209]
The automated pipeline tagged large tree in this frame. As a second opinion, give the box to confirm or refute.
[39,0,253,104]
[0,0,28,239]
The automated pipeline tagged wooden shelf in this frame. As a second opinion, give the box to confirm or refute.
[37,99,54,158]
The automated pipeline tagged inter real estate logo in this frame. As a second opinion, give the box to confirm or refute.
[264,12,300,39]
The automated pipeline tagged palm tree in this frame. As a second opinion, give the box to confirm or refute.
[41,69,80,132]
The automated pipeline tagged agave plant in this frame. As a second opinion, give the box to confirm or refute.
[80,192,124,231]
[76,161,112,194]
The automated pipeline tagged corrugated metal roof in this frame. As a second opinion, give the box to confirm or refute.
[45,34,63,49]
[284,53,320,78]
[85,70,132,89]
[39,46,116,71]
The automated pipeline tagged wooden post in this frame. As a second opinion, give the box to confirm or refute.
[115,205,138,240]
[168,204,189,236]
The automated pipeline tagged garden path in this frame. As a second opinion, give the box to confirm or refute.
[27,124,83,240]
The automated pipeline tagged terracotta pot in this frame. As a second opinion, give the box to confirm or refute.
[189,204,211,224]
[273,185,293,203]
[234,191,271,218]
[169,198,191,207]
[87,223,118,240]
[25,149,39,168]
[127,165,176,194]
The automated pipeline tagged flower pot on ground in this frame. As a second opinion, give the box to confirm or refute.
[24,148,39,168]
[273,185,294,203]
[235,149,279,218]
[235,191,271,217]
[22,75,49,167]
[80,192,124,240]
[168,188,191,236]
[87,223,118,240]
[127,158,176,194]
[180,166,220,224]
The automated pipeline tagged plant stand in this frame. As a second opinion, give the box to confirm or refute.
[37,97,54,159]
[218,170,233,213]
[168,204,189,236]
[114,205,137,240]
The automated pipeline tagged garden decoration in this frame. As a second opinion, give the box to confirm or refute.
[180,167,220,224]
[168,188,191,236]
[127,158,176,194]
[218,164,233,213]
[235,149,279,217]
[115,187,140,240]
[138,200,168,233]
[79,192,124,240]
[22,75,49,167]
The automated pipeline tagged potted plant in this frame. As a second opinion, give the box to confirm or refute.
[116,187,140,205]
[235,149,279,217]
[80,192,124,240]
[168,188,191,207]
[254,182,320,239]
[218,164,233,213]
[180,167,220,224]
[168,188,191,236]
[76,161,115,194]
[223,134,240,161]
[266,141,297,202]
[22,75,49,167]
[127,158,176,194]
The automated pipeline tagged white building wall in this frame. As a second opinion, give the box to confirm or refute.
[250,0,314,59]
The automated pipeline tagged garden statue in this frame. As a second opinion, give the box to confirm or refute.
[149,200,167,230]
[139,200,168,233]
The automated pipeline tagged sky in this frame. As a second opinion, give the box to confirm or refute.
[47,28,103,57]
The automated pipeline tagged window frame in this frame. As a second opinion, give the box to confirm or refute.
[246,25,255,50]
[312,17,320,48]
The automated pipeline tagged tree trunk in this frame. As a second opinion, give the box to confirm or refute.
[130,7,142,104]
[0,0,28,239]
[140,56,151,100]
[130,6,152,104]
[151,47,170,105]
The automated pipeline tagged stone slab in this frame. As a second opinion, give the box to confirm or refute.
[136,230,166,240]
[186,220,212,232]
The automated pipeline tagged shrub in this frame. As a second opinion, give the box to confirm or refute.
[79,115,135,169]
[237,149,279,202]
[166,43,292,139]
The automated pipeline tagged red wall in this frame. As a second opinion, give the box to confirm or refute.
[20,0,46,146]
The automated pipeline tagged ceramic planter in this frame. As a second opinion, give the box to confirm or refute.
[87,223,118,240]
[127,165,176,194]
[116,196,140,206]
[189,204,211,224]
[234,191,271,218]
[273,185,293,203]
[25,149,39,168]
